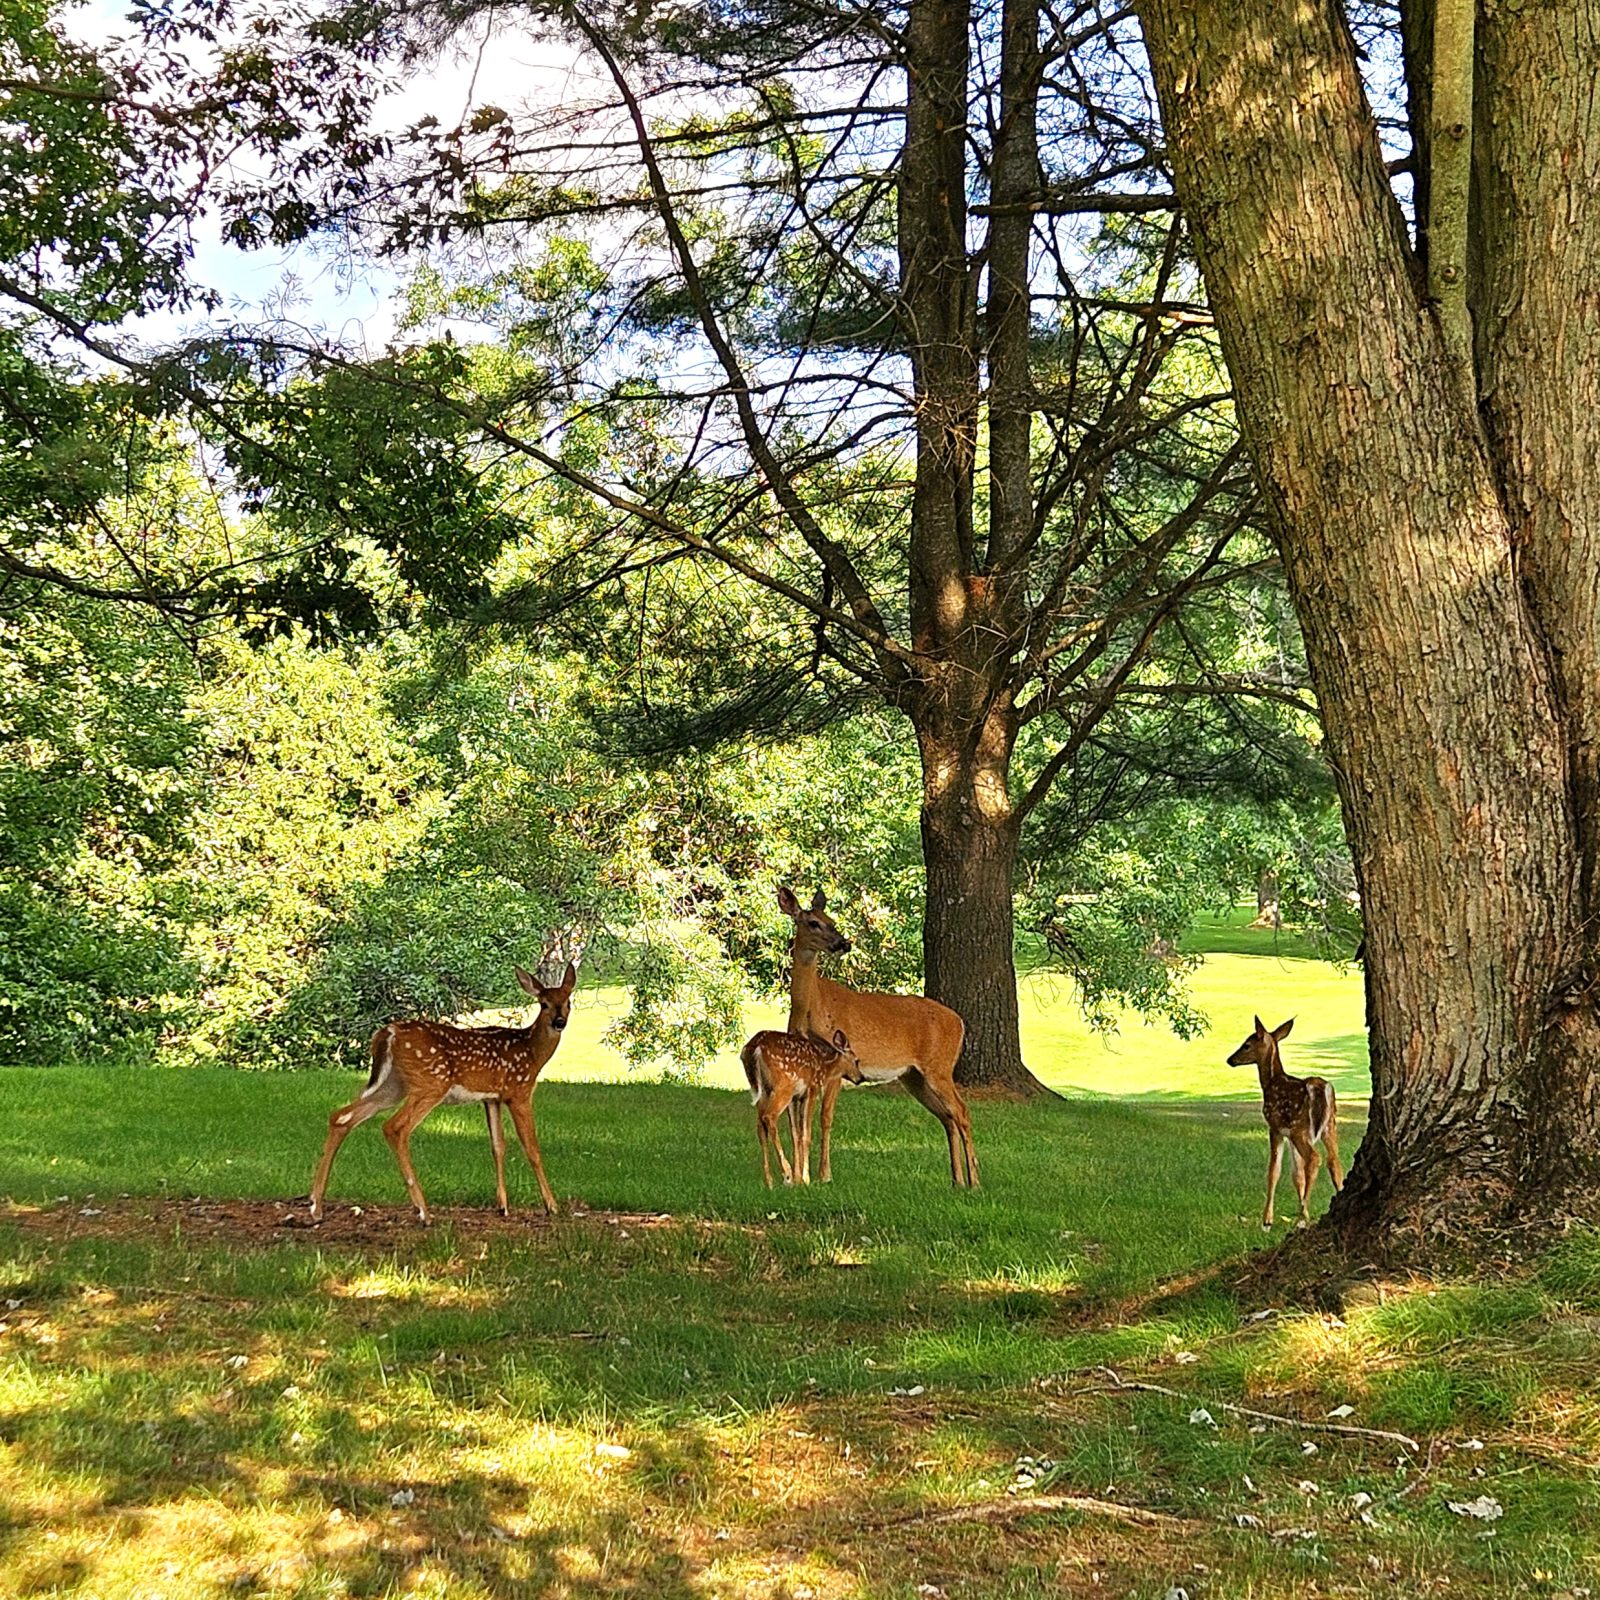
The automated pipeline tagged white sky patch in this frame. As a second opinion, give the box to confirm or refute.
[60,0,578,348]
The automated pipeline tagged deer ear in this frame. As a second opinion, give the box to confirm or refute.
[811,889,828,912]
[1272,1017,1295,1040]
[777,884,801,917]
[560,960,578,993]
[515,966,543,998]
[832,1028,849,1051]
[1253,1014,1266,1035]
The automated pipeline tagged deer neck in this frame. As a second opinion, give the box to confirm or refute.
[510,1019,559,1070]
[788,944,825,1032]
[1257,1042,1286,1095]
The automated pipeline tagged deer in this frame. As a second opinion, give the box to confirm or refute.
[775,884,978,1187]
[742,1027,865,1188]
[1226,1015,1343,1230]
[308,960,577,1225]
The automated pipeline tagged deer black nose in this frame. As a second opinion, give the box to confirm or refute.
[553,1017,568,1030]
[836,937,852,953]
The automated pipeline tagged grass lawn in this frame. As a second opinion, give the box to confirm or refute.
[2,915,1596,1598]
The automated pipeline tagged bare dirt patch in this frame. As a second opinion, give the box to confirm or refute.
[4,1196,685,1250]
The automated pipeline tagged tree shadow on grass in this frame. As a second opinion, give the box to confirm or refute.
[2,1470,701,1599]
[5,1210,1593,1597]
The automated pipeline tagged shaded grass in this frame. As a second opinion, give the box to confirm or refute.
[2,1066,1597,1598]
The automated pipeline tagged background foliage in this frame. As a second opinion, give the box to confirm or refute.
[0,0,1349,1076]
[0,571,1342,1071]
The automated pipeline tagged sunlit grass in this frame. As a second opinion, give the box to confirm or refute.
[3,1187,1596,1596]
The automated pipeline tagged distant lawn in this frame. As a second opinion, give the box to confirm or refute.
[534,907,1371,1101]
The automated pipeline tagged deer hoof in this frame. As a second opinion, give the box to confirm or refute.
[1261,1221,1273,1232]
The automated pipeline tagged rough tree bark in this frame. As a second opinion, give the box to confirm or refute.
[1135,0,1600,1244]
[1251,871,1281,931]
[916,699,1030,1093]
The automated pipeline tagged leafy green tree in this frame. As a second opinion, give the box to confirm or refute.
[0,0,1341,1084]
[168,0,1298,1092]
[0,584,197,1057]
[0,0,451,634]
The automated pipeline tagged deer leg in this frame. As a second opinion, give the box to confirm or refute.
[906,1063,978,1188]
[506,1093,558,1216]
[382,1090,446,1223]
[786,1100,803,1180]
[760,1083,797,1187]
[949,1082,979,1189]
[1289,1131,1319,1226]
[817,1075,843,1183]
[797,1090,817,1186]
[1287,1143,1307,1223]
[485,1101,509,1216]
[1322,1097,1344,1191]
[1263,1131,1286,1229]
[903,1070,969,1188]
[309,1091,392,1222]
[756,1099,777,1188]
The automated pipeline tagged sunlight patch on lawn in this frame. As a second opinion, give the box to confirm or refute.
[962,1261,1083,1297]
[326,1262,500,1309]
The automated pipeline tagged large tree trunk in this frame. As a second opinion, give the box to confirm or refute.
[915,707,1046,1095]
[895,0,1045,1095]
[1136,0,1600,1248]
[1473,5,1600,1177]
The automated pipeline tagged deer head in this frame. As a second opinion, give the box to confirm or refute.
[516,961,578,1034]
[826,1027,865,1084]
[1227,1015,1293,1069]
[776,884,852,956]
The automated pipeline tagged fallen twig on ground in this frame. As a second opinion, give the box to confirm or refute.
[1088,1368,1420,1452]
[866,1492,1193,1532]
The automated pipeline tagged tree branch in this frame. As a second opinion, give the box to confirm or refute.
[570,5,912,689]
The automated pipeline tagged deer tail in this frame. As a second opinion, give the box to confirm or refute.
[364,1025,394,1094]
[742,1039,762,1104]
[1309,1079,1335,1145]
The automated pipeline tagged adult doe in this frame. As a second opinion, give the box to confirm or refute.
[776,885,977,1186]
